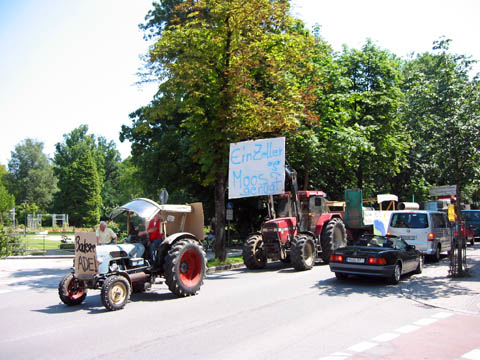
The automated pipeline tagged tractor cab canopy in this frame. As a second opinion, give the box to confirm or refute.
[109,198,192,221]
[109,198,204,242]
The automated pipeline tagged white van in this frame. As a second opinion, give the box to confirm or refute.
[387,210,452,262]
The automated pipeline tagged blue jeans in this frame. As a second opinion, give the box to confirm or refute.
[150,238,164,263]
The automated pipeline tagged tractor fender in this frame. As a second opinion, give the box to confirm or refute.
[164,232,200,246]
[315,214,343,234]
[110,271,132,287]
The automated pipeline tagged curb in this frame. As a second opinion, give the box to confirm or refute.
[3,255,245,274]
[2,255,74,260]
[207,262,245,274]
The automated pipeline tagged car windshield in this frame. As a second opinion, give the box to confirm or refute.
[463,211,480,222]
[390,213,428,229]
[354,235,393,247]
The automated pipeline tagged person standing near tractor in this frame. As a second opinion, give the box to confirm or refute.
[96,221,118,245]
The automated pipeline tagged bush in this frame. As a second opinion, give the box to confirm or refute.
[59,243,75,250]
[0,227,25,257]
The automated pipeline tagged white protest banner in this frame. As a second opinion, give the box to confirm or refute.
[74,232,98,278]
[228,137,285,199]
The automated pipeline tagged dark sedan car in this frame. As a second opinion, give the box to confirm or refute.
[329,234,423,284]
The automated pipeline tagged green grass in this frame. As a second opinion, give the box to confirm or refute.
[207,256,243,268]
[12,235,67,251]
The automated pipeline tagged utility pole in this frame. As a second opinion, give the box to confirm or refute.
[455,184,464,275]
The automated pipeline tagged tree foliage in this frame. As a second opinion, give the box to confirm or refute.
[399,38,480,203]
[53,125,123,221]
[65,145,102,226]
[6,139,58,211]
[135,0,327,260]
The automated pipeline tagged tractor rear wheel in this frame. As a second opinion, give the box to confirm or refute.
[321,218,347,263]
[291,234,316,271]
[164,239,206,297]
[243,234,267,269]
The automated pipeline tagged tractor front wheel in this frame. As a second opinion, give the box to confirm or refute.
[101,275,131,311]
[243,234,267,269]
[58,273,87,306]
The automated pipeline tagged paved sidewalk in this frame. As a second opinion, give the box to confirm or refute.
[400,244,480,316]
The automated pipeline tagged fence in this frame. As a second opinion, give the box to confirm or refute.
[2,233,74,257]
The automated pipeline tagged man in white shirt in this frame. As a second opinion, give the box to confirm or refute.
[96,221,118,245]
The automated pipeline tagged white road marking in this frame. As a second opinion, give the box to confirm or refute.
[372,332,400,342]
[462,348,480,360]
[347,341,378,352]
[432,311,454,319]
[394,324,420,334]
[414,318,439,326]
[319,353,351,360]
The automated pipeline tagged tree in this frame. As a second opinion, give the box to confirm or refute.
[139,0,325,260]
[323,40,408,197]
[0,185,14,224]
[6,139,58,211]
[54,125,122,219]
[66,145,102,226]
[401,38,480,274]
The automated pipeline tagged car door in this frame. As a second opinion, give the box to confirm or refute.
[393,238,416,273]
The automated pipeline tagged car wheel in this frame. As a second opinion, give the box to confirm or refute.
[58,273,87,306]
[388,263,402,284]
[335,272,348,280]
[431,246,441,262]
[101,275,131,311]
[414,256,423,274]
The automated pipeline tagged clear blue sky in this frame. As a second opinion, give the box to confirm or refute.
[1,0,479,166]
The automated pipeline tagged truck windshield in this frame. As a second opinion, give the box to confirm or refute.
[390,213,428,229]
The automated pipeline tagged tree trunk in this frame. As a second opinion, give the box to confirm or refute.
[214,176,227,262]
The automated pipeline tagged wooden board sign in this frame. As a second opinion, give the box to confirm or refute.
[74,232,98,278]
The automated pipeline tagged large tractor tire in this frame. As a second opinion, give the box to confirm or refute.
[321,218,347,263]
[290,234,316,271]
[164,239,206,297]
[58,273,87,306]
[242,234,267,269]
[101,275,131,311]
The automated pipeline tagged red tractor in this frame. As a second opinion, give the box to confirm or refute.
[242,168,347,271]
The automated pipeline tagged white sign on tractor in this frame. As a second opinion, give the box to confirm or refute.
[228,137,285,199]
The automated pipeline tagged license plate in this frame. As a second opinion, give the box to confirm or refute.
[401,235,416,240]
[346,257,365,264]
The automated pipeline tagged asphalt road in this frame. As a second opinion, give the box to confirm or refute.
[0,256,479,360]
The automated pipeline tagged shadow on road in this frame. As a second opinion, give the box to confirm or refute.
[401,251,480,302]
[6,267,70,291]
[313,275,407,299]
[33,288,179,315]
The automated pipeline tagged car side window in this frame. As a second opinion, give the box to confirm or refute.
[393,238,407,250]
[432,213,446,228]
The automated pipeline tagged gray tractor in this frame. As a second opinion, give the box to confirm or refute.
[58,198,207,311]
